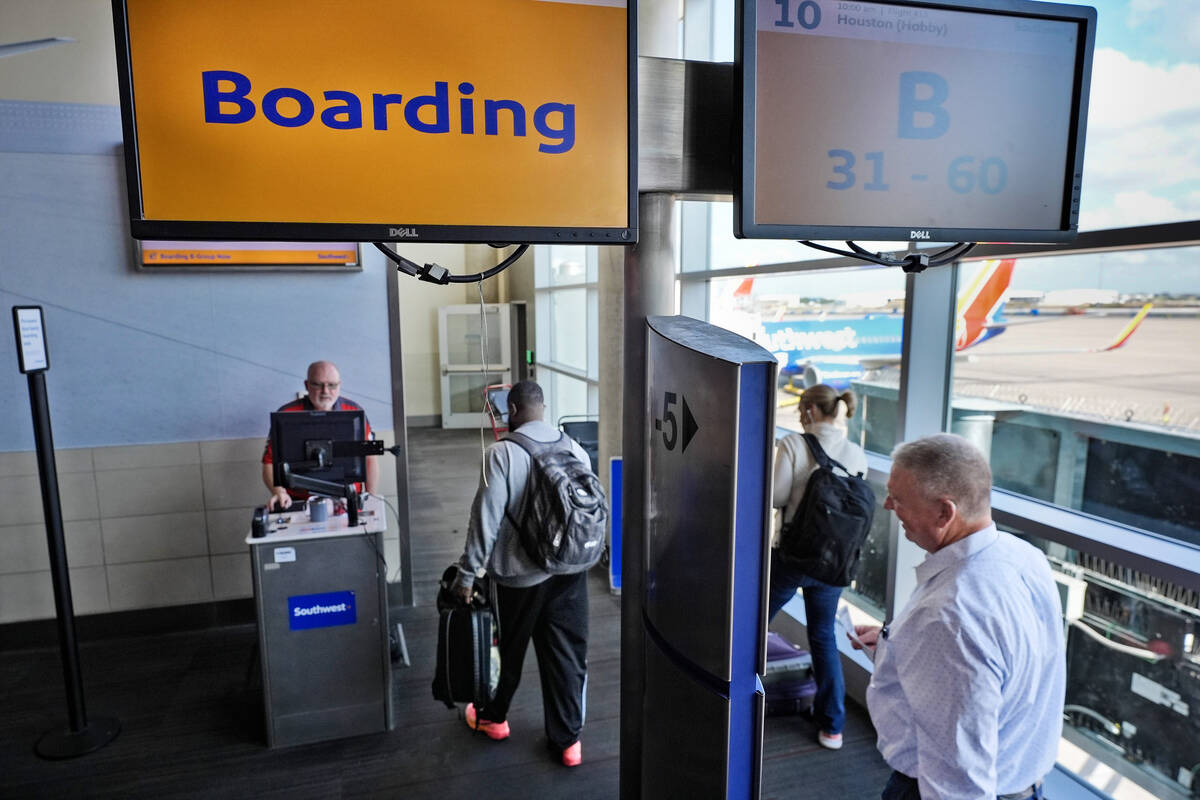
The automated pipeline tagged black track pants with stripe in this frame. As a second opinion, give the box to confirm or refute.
[479,571,589,750]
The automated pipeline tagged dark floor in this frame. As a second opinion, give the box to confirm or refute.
[0,428,892,799]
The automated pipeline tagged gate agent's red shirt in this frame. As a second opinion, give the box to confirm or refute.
[262,396,372,502]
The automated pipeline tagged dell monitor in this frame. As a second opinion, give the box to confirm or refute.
[111,0,636,245]
[736,0,1098,244]
[269,410,367,496]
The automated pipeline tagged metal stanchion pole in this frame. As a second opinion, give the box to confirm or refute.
[12,306,120,759]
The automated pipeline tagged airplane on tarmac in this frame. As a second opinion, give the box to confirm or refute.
[721,259,1153,391]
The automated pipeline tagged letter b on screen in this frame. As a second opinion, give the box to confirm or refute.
[898,71,949,140]
[203,70,255,123]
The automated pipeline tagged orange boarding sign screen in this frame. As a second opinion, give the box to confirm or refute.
[138,241,360,269]
[113,0,635,244]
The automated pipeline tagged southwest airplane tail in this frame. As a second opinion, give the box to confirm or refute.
[749,259,1152,393]
[1098,303,1152,351]
[956,259,1017,350]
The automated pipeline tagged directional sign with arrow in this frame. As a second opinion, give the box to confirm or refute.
[654,391,700,453]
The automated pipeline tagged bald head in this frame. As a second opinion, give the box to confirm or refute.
[305,361,341,411]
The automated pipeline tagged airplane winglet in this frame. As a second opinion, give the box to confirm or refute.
[1097,303,1152,351]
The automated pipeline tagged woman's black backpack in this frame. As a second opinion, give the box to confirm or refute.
[778,434,876,587]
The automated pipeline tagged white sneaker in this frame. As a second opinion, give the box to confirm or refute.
[818,730,843,750]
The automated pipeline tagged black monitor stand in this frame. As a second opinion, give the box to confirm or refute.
[279,438,383,527]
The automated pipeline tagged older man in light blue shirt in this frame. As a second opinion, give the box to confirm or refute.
[853,434,1065,800]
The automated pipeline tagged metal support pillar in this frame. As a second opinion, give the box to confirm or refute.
[887,265,958,617]
[385,253,414,606]
[620,192,678,799]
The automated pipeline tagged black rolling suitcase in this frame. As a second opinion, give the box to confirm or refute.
[432,566,500,709]
[763,631,817,716]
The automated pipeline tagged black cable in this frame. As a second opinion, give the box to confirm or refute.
[449,245,529,283]
[373,242,421,277]
[846,241,887,260]
[358,524,388,575]
[798,240,977,273]
[928,242,976,266]
[799,240,889,266]
[373,242,529,284]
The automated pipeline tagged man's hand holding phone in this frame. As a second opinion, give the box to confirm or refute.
[850,624,881,650]
[837,605,881,662]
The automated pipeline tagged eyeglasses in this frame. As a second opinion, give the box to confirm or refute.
[306,381,340,391]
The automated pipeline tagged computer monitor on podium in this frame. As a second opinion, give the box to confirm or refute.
[269,410,368,519]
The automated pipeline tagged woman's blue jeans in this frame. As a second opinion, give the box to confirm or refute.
[767,548,846,735]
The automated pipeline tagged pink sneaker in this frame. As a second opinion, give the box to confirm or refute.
[817,730,843,750]
[562,740,582,767]
[465,703,510,741]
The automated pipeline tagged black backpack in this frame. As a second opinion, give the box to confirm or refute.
[504,431,608,575]
[778,433,876,587]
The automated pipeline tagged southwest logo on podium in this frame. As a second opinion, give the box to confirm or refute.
[288,591,357,631]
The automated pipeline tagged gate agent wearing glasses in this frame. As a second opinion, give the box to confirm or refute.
[261,360,379,510]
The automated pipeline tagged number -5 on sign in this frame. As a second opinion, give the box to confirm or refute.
[13,306,49,373]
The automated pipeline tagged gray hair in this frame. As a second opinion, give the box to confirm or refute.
[891,433,992,521]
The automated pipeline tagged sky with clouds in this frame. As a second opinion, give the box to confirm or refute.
[1069,0,1200,230]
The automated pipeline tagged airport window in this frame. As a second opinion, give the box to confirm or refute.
[949,249,1200,549]
[845,471,890,620]
[705,266,906,453]
[548,288,589,372]
[548,371,593,426]
[535,245,599,427]
[672,4,1200,796]
[998,522,1200,800]
[544,244,596,286]
[1073,0,1200,232]
[942,249,1200,800]
[684,201,1199,800]
[702,201,821,271]
[706,263,909,617]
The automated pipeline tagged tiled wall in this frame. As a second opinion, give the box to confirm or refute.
[0,432,399,624]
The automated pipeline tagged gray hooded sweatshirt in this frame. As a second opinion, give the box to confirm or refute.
[457,419,592,589]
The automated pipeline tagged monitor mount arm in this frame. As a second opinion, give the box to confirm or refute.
[279,438,385,527]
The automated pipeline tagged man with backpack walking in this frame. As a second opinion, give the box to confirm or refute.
[451,380,604,768]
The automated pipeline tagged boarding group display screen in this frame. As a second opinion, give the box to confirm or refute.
[112,0,636,245]
[737,0,1096,243]
[138,241,360,270]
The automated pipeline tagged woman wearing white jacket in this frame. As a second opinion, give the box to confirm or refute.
[769,383,867,751]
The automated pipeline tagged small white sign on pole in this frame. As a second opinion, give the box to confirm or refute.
[13,306,49,373]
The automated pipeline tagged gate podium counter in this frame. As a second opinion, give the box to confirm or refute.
[246,495,394,748]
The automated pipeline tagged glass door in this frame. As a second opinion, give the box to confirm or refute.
[438,304,512,428]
